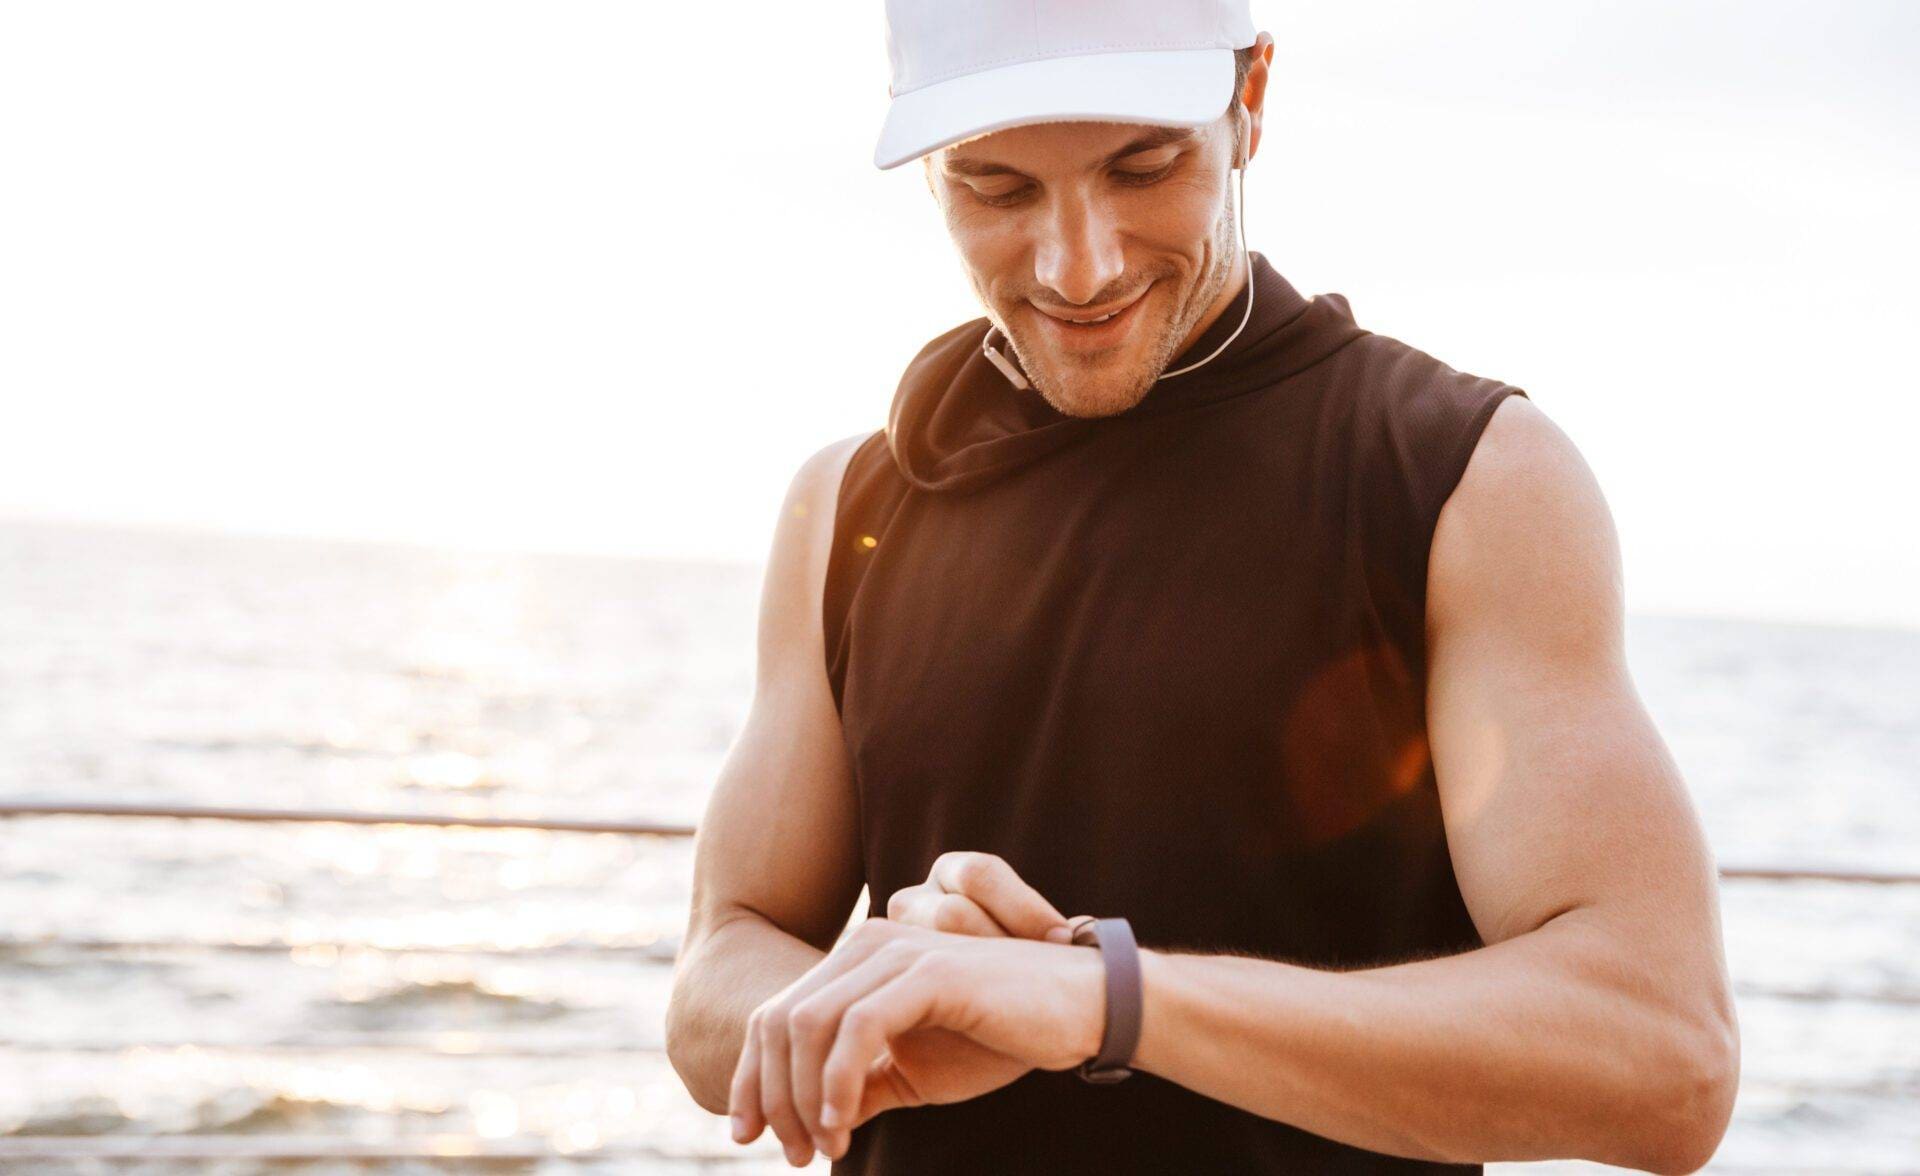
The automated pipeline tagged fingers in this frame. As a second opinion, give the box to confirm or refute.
[930,851,1072,941]
[819,959,946,1135]
[1049,913,1096,945]
[755,1009,816,1166]
[786,941,919,1159]
[727,920,907,1166]
[888,885,1006,936]
[728,1010,766,1144]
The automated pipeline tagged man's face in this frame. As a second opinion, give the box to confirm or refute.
[927,114,1241,419]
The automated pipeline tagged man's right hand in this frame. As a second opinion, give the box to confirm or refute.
[734,853,1089,1164]
[885,851,1083,943]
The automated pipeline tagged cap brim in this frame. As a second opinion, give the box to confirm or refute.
[875,47,1237,171]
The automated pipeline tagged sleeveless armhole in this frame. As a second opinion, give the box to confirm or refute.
[1411,378,1528,668]
[1418,381,1530,554]
[822,428,902,717]
[1351,338,1529,683]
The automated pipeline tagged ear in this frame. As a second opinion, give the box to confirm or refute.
[1239,32,1275,166]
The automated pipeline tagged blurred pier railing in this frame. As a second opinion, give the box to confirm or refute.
[0,1136,755,1164]
[0,798,694,837]
[2,798,1917,885]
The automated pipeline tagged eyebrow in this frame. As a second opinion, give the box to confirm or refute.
[940,125,1200,178]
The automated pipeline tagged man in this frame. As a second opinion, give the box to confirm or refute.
[666,2,1739,1172]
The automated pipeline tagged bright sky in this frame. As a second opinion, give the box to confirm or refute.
[2,2,1915,630]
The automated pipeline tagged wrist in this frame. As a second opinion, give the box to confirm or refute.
[1069,941,1106,1065]
[1131,947,1172,1074]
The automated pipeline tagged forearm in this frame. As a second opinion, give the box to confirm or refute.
[666,911,826,1114]
[1132,908,1734,1172]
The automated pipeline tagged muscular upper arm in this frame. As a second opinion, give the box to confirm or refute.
[1424,396,1724,956]
[683,432,870,954]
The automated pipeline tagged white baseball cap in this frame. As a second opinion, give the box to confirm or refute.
[875,0,1259,171]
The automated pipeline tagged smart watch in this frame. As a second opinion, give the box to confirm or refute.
[1067,915,1143,1084]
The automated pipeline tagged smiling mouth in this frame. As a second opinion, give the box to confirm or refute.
[1033,288,1148,324]
[1031,285,1152,349]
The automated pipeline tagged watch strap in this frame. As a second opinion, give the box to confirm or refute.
[1069,916,1142,1084]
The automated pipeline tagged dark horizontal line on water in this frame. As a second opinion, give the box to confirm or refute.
[1728,983,1920,1006]
[0,1135,763,1162]
[0,1038,668,1057]
[1715,864,1920,885]
[6,799,1918,885]
[0,937,680,958]
[0,799,695,837]
[1732,984,1920,1008]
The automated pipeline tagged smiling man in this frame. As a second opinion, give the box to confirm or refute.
[665,2,1739,1173]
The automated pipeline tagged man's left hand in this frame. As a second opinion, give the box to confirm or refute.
[886,850,1082,943]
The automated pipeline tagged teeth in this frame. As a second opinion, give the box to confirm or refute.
[1069,311,1116,324]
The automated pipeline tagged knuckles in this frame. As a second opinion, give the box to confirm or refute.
[849,916,903,948]
[891,850,1036,932]
[936,850,1006,891]
[908,947,959,983]
[755,1008,789,1045]
[932,892,978,931]
[786,1001,831,1039]
[873,937,921,970]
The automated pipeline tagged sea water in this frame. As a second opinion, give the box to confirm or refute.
[0,521,1914,1173]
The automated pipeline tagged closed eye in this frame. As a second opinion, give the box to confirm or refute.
[1112,163,1176,187]
[970,162,1179,207]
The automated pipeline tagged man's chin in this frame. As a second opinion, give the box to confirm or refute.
[1018,349,1160,419]
[1029,365,1155,419]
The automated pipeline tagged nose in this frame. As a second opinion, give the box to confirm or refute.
[1031,188,1127,308]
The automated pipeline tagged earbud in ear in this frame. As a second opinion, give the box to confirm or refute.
[1237,111,1251,171]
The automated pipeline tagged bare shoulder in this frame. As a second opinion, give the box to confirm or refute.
[788,431,874,514]
[1445,394,1594,504]
[759,431,876,652]
[1426,395,1624,662]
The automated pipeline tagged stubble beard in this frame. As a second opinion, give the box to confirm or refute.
[995,192,1240,420]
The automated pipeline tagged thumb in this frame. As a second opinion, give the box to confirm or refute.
[1044,918,1085,944]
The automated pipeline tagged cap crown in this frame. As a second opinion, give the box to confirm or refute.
[883,0,1256,98]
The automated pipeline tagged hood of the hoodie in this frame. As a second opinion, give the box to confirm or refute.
[885,251,1368,493]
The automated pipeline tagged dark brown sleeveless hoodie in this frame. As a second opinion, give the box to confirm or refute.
[823,250,1528,1174]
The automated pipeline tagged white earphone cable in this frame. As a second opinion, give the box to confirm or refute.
[1155,117,1253,381]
